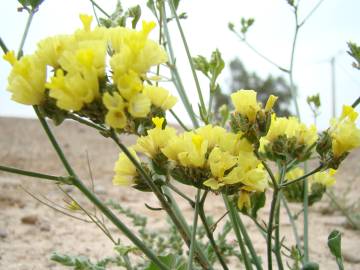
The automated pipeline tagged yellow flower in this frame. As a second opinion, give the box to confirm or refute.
[195,125,227,150]
[330,105,360,157]
[285,167,304,182]
[59,42,107,77]
[46,67,99,111]
[237,191,251,210]
[226,166,268,192]
[177,134,208,167]
[163,132,208,168]
[3,51,17,65]
[312,169,336,188]
[115,70,143,101]
[222,152,268,192]
[103,92,127,129]
[231,90,278,122]
[79,14,93,32]
[231,90,260,122]
[113,148,140,186]
[134,117,177,157]
[6,54,46,105]
[36,35,75,67]
[143,86,177,110]
[109,21,167,78]
[127,93,151,118]
[265,95,278,112]
[265,115,318,147]
[203,147,237,190]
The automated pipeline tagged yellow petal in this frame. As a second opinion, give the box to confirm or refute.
[265,95,278,111]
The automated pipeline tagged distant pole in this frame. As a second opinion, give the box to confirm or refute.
[330,57,336,118]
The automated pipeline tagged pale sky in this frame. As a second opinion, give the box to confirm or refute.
[1,0,359,130]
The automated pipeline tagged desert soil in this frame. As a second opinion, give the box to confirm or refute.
[0,117,359,269]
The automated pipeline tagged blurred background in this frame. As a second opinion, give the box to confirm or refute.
[1,0,359,130]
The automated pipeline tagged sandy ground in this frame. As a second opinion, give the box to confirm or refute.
[0,117,359,269]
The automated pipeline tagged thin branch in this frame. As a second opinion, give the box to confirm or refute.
[299,0,326,27]
[21,186,91,223]
[233,32,289,73]
[17,9,35,59]
[166,182,195,207]
[88,0,110,18]
[281,165,323,188]
[167,0,207,121]
[187,189,201,269]
[169,109,190,131]
[66,113,108,132]
[352,96,360,108]
[0,164,69,183]
[0,37,9,54]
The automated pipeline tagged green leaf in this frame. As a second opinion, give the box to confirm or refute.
[209,49,225,91]
[301,261,319,270]
[328,230,342,257]
[145,254,186,270]
[192,55,209,77]
[18,0,44,10]
[127,5,141,29]
[51,253,106,270]
[347,41,360,70]
[146,0,157,18]
[307,94,321,108]
[172,0,181,11]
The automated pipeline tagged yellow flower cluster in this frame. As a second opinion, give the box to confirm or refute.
[260,115,318,160]
[329,105,360,157]
[231,89,278,122]
[4,15,177,130]
[113,148,140,186]
[264,115,317,146]
[115,119,268,194]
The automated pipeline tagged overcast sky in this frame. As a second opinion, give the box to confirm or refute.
[1,0,359,130]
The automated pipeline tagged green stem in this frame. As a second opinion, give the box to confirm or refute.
[298,0,326,27]
[169,109,190,131]
[233,32,289,73]
[166,182,195,207]
[17,9,35,59]
[72,176,169,269]
[267,188,279,270]
[161,3,199,128]
[207,92,214,123]
[33,107,169,270]
[223,194,253,270]
[167,0,207,121]
[188,189,201,269]
[88,0,110,18]
[249,216,292,253]
[66,113,107,132]
[281,195,302,257]
[303,162,309,262]
[34,106,76,176]
[0,37,8,54]
[198,193,229,270]
[326,190,359,230]
[111,132,211,269]
[273,166,286,270]
[281,165,323,187]
[289,9,301,119]
[352,96,360,108]
[0,164,68,183]
[163,187,213,270]
[235,213,263,270]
